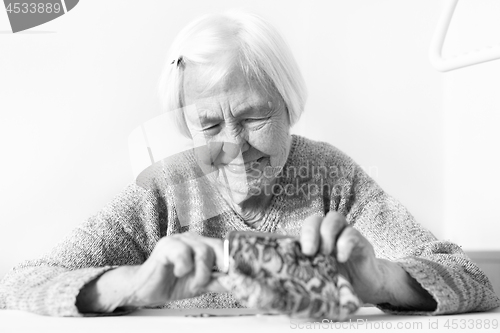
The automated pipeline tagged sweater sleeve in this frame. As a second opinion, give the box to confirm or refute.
[338,160,500,315]
[0,183,165,316]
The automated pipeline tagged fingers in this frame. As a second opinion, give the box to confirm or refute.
[301,211,364,264]
[174,234,214,288]
[300,215,322,255]
[175,232,225,271]
[319,211,348,255]
[335,226,362,263]
[204,272,228,293]
[192,234,225,270]
[152,237,194,277]
[152,232,224,290]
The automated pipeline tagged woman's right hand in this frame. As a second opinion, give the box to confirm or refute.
[76,232,225,313]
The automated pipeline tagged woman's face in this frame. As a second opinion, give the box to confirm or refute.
[182,65,291,207]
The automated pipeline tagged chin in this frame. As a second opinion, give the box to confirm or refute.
[219,181,258,204]
[227,190,253,206]
[216,175,268,206]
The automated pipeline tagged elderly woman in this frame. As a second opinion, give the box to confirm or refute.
[0,11,499,317]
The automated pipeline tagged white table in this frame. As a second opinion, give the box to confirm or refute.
[1,306,499,333]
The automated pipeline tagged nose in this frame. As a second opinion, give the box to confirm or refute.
[219,127,249,163]
[222,139,249,156]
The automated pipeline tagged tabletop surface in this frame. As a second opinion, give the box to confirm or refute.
[1,306,499,333]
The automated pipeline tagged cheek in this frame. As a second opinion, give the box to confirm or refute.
[250,119,290,167]
[193,141,223,173]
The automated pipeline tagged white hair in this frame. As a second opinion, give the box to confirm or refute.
[158,10,307,137]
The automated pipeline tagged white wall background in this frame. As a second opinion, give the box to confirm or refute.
[441,0,500,249]
[0,0,499,279]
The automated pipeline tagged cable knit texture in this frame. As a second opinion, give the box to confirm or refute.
[0,135,499,316]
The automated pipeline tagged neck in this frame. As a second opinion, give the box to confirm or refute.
[223,183,275,227]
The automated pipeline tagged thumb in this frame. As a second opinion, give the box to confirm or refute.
[203,272,228,293]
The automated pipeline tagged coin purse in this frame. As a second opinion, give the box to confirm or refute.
[217,231,361,320]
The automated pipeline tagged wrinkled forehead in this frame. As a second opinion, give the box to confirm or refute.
[182,64,282,121]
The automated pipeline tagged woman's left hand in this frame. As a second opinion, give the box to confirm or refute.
[300,211,388,305]
[300,211,437,310]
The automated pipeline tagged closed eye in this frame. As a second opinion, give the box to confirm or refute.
[203,124,221,135]
[244,118,269,130]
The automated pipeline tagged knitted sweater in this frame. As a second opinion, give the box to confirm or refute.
[0,135,499,316]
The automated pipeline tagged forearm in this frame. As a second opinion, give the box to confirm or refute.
[0,264,116,316]
[76,266,139,313]
[375,259,437,311]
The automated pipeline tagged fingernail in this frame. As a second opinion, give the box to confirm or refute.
[302,246,311,255]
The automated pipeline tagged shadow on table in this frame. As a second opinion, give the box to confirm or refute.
[128,307,276,317]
